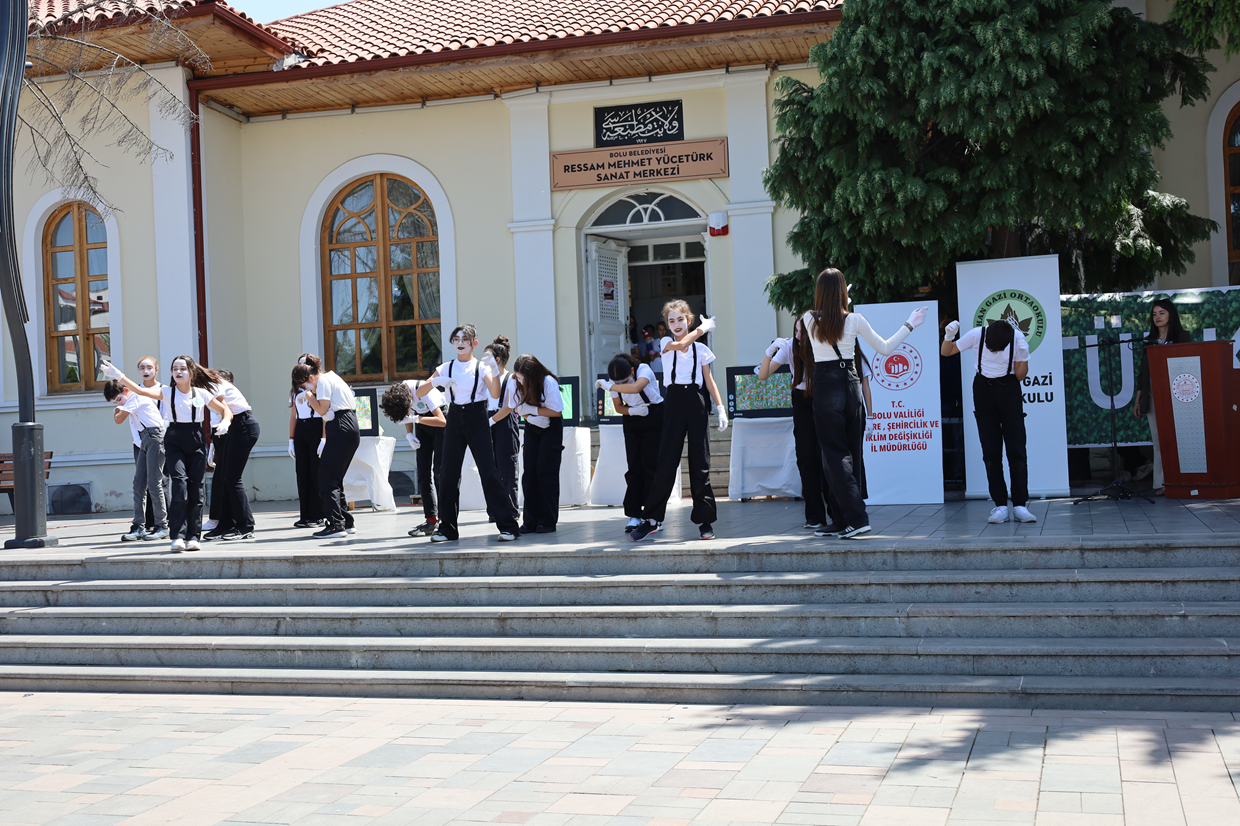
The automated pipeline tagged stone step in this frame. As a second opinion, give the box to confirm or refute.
[0,664,1233,711]
[0,635,1235,678]
[1,601,1234,638]
[0,536,1234,581]
[2,567,1236,608]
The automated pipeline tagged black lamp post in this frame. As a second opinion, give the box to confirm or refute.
[1,1,55,549]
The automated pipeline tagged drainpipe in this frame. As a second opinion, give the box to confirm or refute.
[189,88,208,366]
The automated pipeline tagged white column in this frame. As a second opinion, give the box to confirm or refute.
[505,93,558,371]
[724,70,778,362]
[148,66,198,362]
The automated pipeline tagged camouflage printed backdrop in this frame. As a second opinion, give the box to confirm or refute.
[1061,287,1240,447]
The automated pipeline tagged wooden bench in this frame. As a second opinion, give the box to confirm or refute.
[0,451,53,511]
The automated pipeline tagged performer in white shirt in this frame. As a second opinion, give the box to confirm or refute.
[499,354,564,533]
[287,354,326,529]
[291,360,359,539]
[942,316,1036,524]
[105,370,169,543]
[485,335,520,519]
[380,375,447,537]
[601,353,665,534]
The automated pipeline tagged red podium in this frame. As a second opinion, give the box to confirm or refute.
[1147,340,1240,499]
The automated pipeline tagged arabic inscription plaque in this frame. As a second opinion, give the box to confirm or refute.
[595,100,684,147]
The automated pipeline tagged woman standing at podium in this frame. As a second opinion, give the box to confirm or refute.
[1134,299,1188,496]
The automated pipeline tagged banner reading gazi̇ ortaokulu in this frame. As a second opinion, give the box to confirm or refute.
[1061,286,1240,447]
[957,256,1070,499]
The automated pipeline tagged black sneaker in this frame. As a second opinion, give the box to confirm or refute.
[699,524,715,540]
[629,520,658,541]
[313,526,347,539]
[814,524,843,538]
[222,531,254,541]
[202,529,230,542]
[839,524,872,539]
[535,525,556,534]
[803,522,825,530]
[293,520,323,529]
[409,521,437,537]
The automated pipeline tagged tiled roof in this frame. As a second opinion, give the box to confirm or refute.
[29,1,294,48]
[270,0,840,67]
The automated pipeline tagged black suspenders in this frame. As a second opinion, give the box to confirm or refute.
[447,359,481,404]
[670,343,699,386]
[977,327,1015,378]
[167,383,202,424]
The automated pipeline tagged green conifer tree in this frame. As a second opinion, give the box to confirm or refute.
[763,0,1216,310]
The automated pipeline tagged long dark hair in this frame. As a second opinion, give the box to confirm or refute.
[792,316,814,395]
[1146,298,1187,344]
[169,354,220,390]
[810,268,849,345]
[290,353,323,405]
[512,354,557,407]
[291,361,322,400]
[608,353,640,382]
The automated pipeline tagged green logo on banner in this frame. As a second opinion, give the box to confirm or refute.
[973,289,1048,353]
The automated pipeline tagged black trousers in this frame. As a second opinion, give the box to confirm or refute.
[522,416,564,531]
[974,374,1029,507]
[490,413,520,518]
[813,363,868,529]
[622,403,664,518]
[641,385,716,526]
[791,389,829,526]
[208,432,228,523]
[320,410,360,530]
[165,422,206,541]
[211,411,260,533]
[438,401,520,539]
[416,421,445,520]
[293,416,324,523]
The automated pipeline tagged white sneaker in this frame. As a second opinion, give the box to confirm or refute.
[185,539,201,551]
[345,527,356,534]
[987,506,1010,524]
[202,519,218,531]
[498,532,518,542]
[1012,505,1037,523]
[170,538,186,551]
[430,533,452,543]
[625,517,641,533]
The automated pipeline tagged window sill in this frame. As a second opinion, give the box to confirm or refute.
[0,394,114,413]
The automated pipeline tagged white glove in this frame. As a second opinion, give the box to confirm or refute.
[481,353,499,376]
[753,365,762,375]
[213,419,230,436]
[628,404,649,418]
[489,416,497,427]
[596,378,614,392]
[288,439,296,459]
[296,391,311,406]
[865,417,876,436]
[527,414,550,428]
[718,408,729,432]
[316,438,326,457]
[944,320,960,341]
[207,443,215,469]
[406,432,420,451]
[323,409,335,422]
[100,361,124,380]
[765,338,786,359]
[906,307,928,329]
[429,374,455,391]
[517,403,539,417]
[698,316,717,333]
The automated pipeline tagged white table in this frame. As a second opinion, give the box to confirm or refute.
[727,416,800,501]
[460,426,592,511]
[589,423,682,507]
[344,435,397,511]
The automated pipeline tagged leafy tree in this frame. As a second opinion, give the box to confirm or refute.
[763,0,1216,311]
[1169,0,1240,58]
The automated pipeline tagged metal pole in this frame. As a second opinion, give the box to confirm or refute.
[0,1,56,548]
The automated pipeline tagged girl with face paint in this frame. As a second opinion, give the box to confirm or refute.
[500,354,564,533]
[291,359,359,539]
[202,369,261,541]
[102,355,232,551]
[288,354,327,529]
[627,300,723,541]
[600,352,665,533]
[380,371,447,537]
[112,356,169,539]
[415,324,521,542]
[108,356,169,543]
[485,336,520,521]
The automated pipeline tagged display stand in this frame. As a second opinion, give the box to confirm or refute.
[1147,340,1240,499]
[344,435,396,511]
[728,416,800,500]
[588,424,682,506]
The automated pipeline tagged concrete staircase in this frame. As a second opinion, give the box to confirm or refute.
[0,536,1237,709]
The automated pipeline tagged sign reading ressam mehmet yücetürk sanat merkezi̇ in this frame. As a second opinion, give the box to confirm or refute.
[550,138,729,191]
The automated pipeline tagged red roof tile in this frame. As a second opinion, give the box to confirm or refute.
[268,0,840,67]
[29,1,297,51]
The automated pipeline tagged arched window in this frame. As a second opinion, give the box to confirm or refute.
[1226,104,1240,285]
[322,174,441,381]
[43,202,109,393]
[591,192,702,227]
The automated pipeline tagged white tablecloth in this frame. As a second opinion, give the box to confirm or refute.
[344,435,397,511]
[460,426,592,511]
[589,423,682,506]
[727,417,799,501]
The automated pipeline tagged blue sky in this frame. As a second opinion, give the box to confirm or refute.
[235,0,330,24]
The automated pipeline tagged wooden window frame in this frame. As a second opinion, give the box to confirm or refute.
[321,173,442,383]
[1226,102,1240,285]
[43,202,109,394]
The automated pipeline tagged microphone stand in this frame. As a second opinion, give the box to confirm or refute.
[1073,335,1152,504]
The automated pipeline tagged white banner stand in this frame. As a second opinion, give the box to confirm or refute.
[344,435,397,511]
[855,300,944,505]
[460,425,593,511]
[728,417,799,500]
[589,424,628,505]
[957,255,1070,499]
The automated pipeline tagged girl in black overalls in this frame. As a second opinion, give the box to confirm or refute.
[597,353,665,533]
[288,353,326,529]
[102,355,232,551]
[292,361,360,539]
[630,300,725,542]
[506,354,565,533]
[417,323,521,542]
[801,269,927,539]
[485,335,520,519]
[379,377,447,536]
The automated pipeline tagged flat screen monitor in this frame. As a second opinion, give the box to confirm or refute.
[726,364,792,418]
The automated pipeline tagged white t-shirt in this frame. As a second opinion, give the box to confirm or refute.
[511,375,565,413]
[611,363,664,407]
[660,339,715,387]
[213,380,252,415]
[402,379,445,423]
[437,358,493,405]
[772,339,872,391]
[122,392,163,446]
[956,326,1030,379]
[314,371,356,412]
[294,395,318,420]
[800,311,911,361]
[160,385,214,425]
